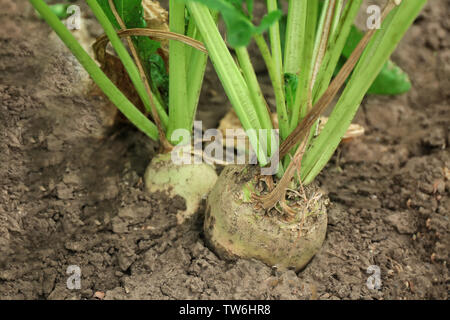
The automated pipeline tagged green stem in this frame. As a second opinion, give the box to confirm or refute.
[167,0,189,143]
[331,0,344,35]
[254,34,289,141]
[266,0,289,141]
[312,0,362,104]
[235,45,274,157]
[185,12,218,132]
[29,0,159,141]
[301,0,427,184]
[187,2,269,166]
[235,46,273,131]
[283,0,307,75]
[185,15,198,64]
[291,0,318,130]
[308,0,334,106]
[267,0,283,78]
[186,31,208,130]
[287,0,322,173]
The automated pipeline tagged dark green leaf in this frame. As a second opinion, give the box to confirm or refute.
[184,0,281,47]
[367,60,411,95]
[149,54,169,105]
[36,4,71,19]
[50,4,71,19]
[284,73,298,111]
[254,10,283,34]
[95,0,165,98]
[245,0,254,19]
[96,0,145,29]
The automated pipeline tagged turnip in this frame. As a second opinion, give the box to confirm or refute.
[205,165,327,271]
[144,153,217,224]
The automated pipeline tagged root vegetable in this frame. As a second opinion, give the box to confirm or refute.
[205,165,328,271]
[144,153,218,224]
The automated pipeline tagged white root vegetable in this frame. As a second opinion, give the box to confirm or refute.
[205,165,328,271]
[144,153,218,224]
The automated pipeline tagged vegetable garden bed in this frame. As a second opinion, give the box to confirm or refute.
[0,0,448,299]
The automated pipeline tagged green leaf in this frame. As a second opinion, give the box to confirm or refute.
[254,10,283,34]
[95,0,161,57]
[36,4,71,20]
[50,4,71,19]
[245,0,254,19]
[284,73,298,112]
[184,0,281,47]
[96,0,168,112]
[222,0,254,18]
[96,0,161,79]
[101,0,161,67]
[149,54,169,105]
[96,0,121,29]
[96,0,145,29]
[341,25,363,57]
[89,0,168,126]
[367,60,411,95]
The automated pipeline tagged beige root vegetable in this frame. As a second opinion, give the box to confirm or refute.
[205,165,328,271]
[144,153,218,224]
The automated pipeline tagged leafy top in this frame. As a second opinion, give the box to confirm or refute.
[185,0,282,47]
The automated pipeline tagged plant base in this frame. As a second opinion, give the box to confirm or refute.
[205,165,328,271]
[144,153,218,224]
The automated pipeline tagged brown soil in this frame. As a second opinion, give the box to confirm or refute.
[0,0,448,299]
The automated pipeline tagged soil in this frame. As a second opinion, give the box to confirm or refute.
[0,0,448,300]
